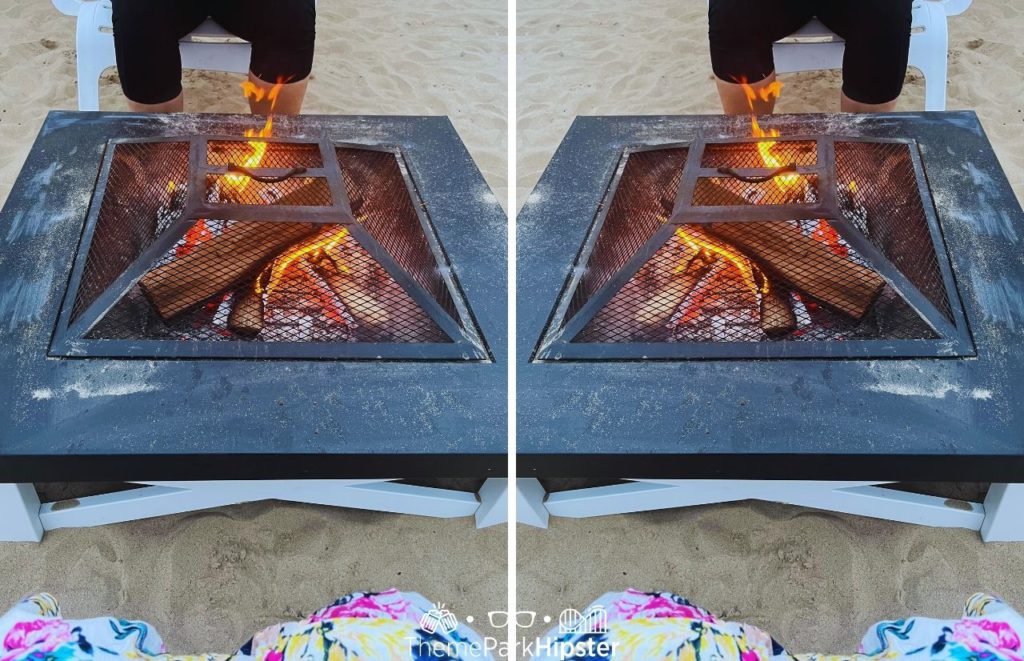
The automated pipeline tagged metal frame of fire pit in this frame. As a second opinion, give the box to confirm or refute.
[534,135,974,361]
[49,135,489,361]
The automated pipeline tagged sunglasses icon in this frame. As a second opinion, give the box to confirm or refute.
[487,610,537,628]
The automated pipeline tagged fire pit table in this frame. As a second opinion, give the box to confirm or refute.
[0,111,507,541]
[517,112,1024,541]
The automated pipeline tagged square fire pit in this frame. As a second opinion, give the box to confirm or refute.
[0,112,505,480]
[519,112,1024,480]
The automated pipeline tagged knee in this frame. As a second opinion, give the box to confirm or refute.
[249,2,316,83]
[708,0,779,83]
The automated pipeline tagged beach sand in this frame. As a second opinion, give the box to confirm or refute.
[0,0,506,653]
[0,497,507,651]
[517,0,1024,654]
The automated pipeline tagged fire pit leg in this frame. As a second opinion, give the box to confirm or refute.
[3,480,485,540]
[517,479,549,529]
[543,480,1005,540]
[475,478,508,528]
[981,484,1024,542]
[0,484,43,542]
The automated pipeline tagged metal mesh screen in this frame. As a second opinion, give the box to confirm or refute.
[207,140,324,168]
[566,147,689,320]
[575,221,936,343]
[335,147,459,321]
[70,141,190,321]
[693,175,819,207]
[206,175,333,206]
[835,141,954,321]
[88,222,448,343]
[700,140,816,168]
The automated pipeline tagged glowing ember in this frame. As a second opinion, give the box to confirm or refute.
[812,219,849,257]
[176,219,212,258]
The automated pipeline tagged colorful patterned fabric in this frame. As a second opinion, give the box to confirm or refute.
[529,590,1024,660]
[0,591,491,661]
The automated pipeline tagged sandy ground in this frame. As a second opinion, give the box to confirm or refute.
[517,0,1024,655]
[518,498,1024,655]
[0,0,507,654]
[0,499,506,652]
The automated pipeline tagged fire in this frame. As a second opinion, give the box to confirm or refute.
[675,226,767,295]
[223,80,286,194]
[257,226,351,297]
[812,219,849,257]
[740,79,801,193]
[176,219,212,257]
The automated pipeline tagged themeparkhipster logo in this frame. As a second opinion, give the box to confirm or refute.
[407,604,618,659]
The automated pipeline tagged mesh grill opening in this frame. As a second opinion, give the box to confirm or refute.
[336,147,459,322]
[567,147,689,320]
[540,136,970,360]
[89,221,448,343]
[700,140,816,168]
[693,175,819,207]
[574,221,936,344]
[205,175,333,206]
[207,141,324,168]
[835,141,954,321]
[59,138,486,357]
[70,141,190,322]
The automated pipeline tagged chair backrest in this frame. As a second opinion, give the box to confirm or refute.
[50,0,81,17]
[942,0,973,16]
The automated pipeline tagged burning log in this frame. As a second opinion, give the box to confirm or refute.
[139,221,320,320]
[139,181,324,320]
[700,181,885,319]
[759,287,797,336]
[635,251,715,327]
[227,284,265,336]
[312,250,393,329]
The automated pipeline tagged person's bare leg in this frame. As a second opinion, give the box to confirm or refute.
[127,92,184,113]
[716,73,778,115]
[246,72,308,114]
[840,92,897,113]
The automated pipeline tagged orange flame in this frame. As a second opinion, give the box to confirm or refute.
[257,227,351,297]
[739,79,801,193]
[223,80,286,194]
[176,219,212,257]
[675,226,767,295]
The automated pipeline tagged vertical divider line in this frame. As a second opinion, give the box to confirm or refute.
[507,0,518,655]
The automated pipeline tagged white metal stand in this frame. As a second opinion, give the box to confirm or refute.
[542,480,1024,542]
[0,479,495,542]
[475,478,509,528]
[516,478,549,528]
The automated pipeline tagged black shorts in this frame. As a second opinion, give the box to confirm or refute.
[708,0,913,105]
[111,0,316,105]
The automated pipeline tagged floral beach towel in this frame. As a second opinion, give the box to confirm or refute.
[529,590,1024,660]
[0,590,492,661]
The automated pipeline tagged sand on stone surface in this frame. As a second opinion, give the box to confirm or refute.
[517,0,1024,655]
[0,1,507,653]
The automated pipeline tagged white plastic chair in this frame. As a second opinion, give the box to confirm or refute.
[772,0,973,111]
[51,0,251,110]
